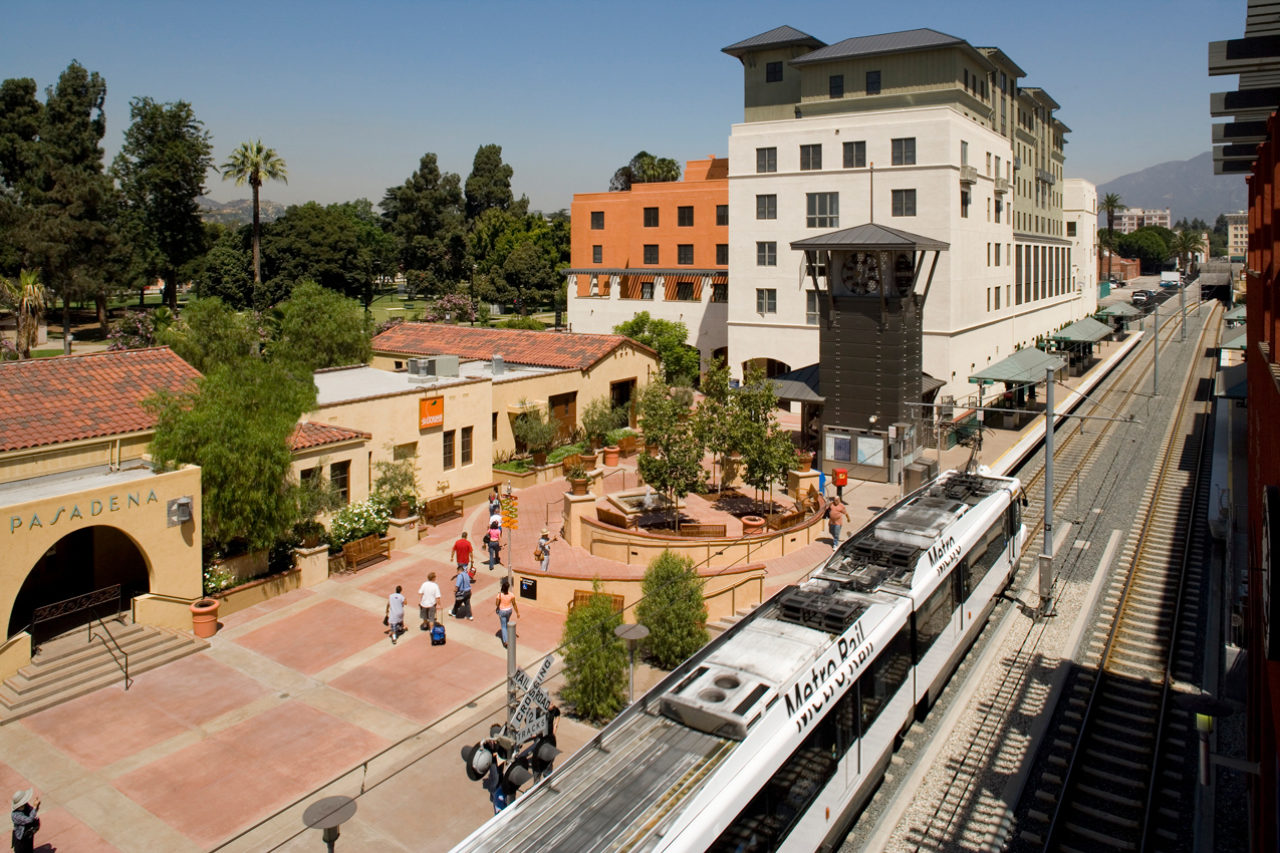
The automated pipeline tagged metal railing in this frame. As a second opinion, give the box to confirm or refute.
[88,616,131,691]
[30,584,124,651]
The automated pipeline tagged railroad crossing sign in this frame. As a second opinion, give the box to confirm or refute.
[506,654,554,743]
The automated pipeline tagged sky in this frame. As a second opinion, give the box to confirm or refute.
[4,0,1246,213]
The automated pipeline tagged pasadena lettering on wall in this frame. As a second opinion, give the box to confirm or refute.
[9,489,161,534]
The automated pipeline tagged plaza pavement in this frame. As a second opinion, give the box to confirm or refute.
[0,339,1139,851]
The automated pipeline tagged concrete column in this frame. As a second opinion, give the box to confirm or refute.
[386,515,420,551]
[295,544,332,588]
[786,468,822,502]
[561,491,597,547]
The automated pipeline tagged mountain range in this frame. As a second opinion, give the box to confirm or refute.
[1095,151,1246,226]
[196,196,288,227]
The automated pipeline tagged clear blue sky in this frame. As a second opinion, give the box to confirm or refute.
[4,0,1243,212]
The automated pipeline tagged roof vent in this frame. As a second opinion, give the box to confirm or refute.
[492,354,504,376]
[659,665,772,740]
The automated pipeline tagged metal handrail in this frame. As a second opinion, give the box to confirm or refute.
[88,615,132,691]
[30,584,124,653]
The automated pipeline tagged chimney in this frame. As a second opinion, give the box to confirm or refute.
[492,354,504,376]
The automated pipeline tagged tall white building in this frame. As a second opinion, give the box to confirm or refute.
[1112,207,1172,234]
[722,26,1095,402]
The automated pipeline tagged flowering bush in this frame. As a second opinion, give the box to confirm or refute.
[328,499,391,546]
[0,338,17,361]
[202,562,236,596]
[107,310,157,350]
[423,293,475,324]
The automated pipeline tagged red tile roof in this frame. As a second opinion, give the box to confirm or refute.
[370,324,655,370]
[288,422,371,451]
[0,348,202,453]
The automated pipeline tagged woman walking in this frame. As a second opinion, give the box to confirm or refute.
[495,578,519,648]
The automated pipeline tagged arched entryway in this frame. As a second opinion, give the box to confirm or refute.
[741,357,792,379]
[9,525,149,643]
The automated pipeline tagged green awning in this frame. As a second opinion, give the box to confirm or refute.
[1051,317,1113,343]
[1224,304,1247,321]
[969,348,1065,385]
[1221,331,1247,351]
[1095,302,1143,319]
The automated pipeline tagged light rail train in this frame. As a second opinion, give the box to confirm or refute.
[452,468,1025,852]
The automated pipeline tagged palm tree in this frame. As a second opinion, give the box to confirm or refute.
[0,269,48,359]
[220,140,288,284]
[1169,229,1205,272]
[1100,193,1125,282]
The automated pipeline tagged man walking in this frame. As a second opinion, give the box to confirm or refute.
[417,571,442,631]
[828,498,847,552]
[452,531,474,578]
[387,585,406,644]
[452,565,473,620]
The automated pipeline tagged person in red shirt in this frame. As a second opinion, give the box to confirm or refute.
[451,531,474,576]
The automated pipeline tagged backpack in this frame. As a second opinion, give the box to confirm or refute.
[431,624,446,645]
[482,531,491,545]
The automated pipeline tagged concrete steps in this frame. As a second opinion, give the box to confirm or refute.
[707,605,761,638]
[0,621,207,723]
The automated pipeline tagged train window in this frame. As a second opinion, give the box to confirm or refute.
[1007,500,1021,538]
[914,572,956,660]
[860,623,911,730]
[964,520,1007,596]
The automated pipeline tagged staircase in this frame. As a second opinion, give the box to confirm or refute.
[707,605,761,639]
[0,619,207,723]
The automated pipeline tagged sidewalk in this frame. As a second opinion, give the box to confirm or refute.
[0,335,1141,851]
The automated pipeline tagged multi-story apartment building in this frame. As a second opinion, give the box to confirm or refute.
[1225,209,1248,262]
[722,26,1094,400]
[1064,179,1099,293]
[1112,207,1172,233]
[565,158,728,371]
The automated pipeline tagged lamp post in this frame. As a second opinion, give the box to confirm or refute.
[302,796,357,853]
[614,623,650,704]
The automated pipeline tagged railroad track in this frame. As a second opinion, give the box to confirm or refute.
[847,297,1222,852]
[1009,303,1219,852]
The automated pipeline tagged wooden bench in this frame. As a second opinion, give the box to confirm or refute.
[596,507,637,530]
[766,508,807,531]
[675,523,727,538]
[561,453,582,474]
[421,494,462,524]
[567,589,625,614]
[341,534,393,570]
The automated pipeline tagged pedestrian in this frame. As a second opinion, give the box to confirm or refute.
[386,585,406,644]
[828,497,847,552]
[452,530,475,580]
[536,527,557,573]
[488,487,502,518]
[417,571,442,631]
[9,789,39,853]
[452,565,473,620]
[484,520,502,570]
[495,577,519,648]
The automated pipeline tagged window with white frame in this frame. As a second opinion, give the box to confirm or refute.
[756,288,777,313]
[756,147,777,173]
[756,194,777,220]
[800,144,822,171]
[806,192,838,227]
[891,189,916,216]
[806,290,819,325]
[891,137,915,166]
[756,241,776,266]
[843,140,866,168]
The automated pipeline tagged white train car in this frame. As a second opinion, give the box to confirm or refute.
[452,469,1025,852]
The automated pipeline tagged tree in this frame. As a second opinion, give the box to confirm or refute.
[468,207,565,313]
[260,201,383,302]
[146,357,316,551]
[694,357,737,491]
[1100,193,1125,281]
[160,296,260,372]
[613,311,699,385]
[735,366,796,512]
[636,551,708,668]
[1168,229,1205,271]
[464,143,523,221]
[112,97,214,311]
[609,151,681,192]
[220,140,287,285]
[581,394,627,449]
[272,280,371,371]
[193,226,253,307]
[381,153,466,293]
[560,579,627,722]
[636,379,705,529]
[1118,228,1171,275]
[0,269,46,358]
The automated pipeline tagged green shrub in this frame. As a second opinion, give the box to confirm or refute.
[328,499,391,546]
[636,551,708,668]
[560,580,628,722]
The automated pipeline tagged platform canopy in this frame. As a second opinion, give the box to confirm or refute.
[1224,304,1247,321]
[790,222,949,252]
[768,363,824,404]
[1221,330,1248,351]
[1051,317,1114,343]
[1216,361,1247,399]
[969,348,1065,386]
[1095,302,1144,319]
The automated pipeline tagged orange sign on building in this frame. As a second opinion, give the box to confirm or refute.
[419,396,444,429]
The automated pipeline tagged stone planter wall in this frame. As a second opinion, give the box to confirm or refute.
[215,568,302,617]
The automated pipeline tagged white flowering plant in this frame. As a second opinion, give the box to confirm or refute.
[328,499,391,546]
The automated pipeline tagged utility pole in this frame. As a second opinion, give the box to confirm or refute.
[1039,366,1055,617]
[1152,299,1159,396]
[1179,280,1187,342]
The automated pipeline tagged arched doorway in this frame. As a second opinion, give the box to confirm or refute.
[741,357,792,379]
[10,526,149,643]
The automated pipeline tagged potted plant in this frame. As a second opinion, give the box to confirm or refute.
[795,448,814,472]
[191,561,235,638]
[582,396,626,452]
[566,462,590,496]
[373,451,419,518]
[513,402,557,467]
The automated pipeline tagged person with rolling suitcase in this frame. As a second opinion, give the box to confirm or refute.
[451,565,473,620]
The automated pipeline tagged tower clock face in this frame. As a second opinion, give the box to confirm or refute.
[837,252,881,295]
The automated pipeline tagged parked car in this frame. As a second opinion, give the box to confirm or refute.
[1131,289,1157,306]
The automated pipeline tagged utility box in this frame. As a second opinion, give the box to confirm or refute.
[832,468,848,487]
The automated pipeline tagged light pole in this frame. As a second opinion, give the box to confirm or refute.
[302,796,356,853]
[615,623,650,704]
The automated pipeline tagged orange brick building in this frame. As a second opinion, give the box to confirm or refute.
[566,157,730,371]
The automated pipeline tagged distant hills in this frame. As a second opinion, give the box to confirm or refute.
[1095,151,1246,226]
[196,196,288,226]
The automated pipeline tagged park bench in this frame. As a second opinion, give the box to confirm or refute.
[341,534,393,570]
[421,493,463,524]
[596,507,637,530]
[765,508,808,531]
[675,523,727,538]
[567,589,625,614]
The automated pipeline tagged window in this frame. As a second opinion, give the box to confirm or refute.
[994,244,1001,266]
[866,70,881,95]
[589,276,599,296]
[756,147,776,174]
[806,290,819,325]
[860,624,911,730]
[756,194,777,220]
[643,244,658,264]
[765,61,782,83]
[592,244,602,263]
[675,280,694,300]
[590,211,604,229]
[677,244,693,265]
[756,241,776,266]
[829,74,843,99]
[677,206,694,227]
[891,189,916,217]
[800,144,822,171]
[300,466,319,486]
[756,288,777,313]
[843,140,866,168]
[641,280,654,300]
[994,286,1001,309]
[806,192,838,228]
[913,571,958,660]
[492,412,498,441]
[443,430,455,470]
[461,426,473,465]
[711,282,728,303]
[960,190,970,218]
[1066,221,1076,237]
[995,199,1002,224]
[804,251,827,280]
[960,140,968,166]
[716,204,728,226]
[393,442,417,460]
[330,460,350,504]
[716,244,728,265]
[891,137,916,165]
[643,207,659,227]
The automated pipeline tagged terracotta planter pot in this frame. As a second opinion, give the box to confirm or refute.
[190,599,220,638]
[569,477,589,496]
[532,451,548,467]
[602,446,620,467]
[579,451,598,469]
[795,451,814,472]
[741,515,767,536]
[393,501,411,519]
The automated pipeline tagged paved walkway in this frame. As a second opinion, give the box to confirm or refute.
[0,341,1135,851]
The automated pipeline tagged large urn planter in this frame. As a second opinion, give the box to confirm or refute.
[741,515,767,536]
[569,477,590,496]
[190,598,220,638]
[795,450,814,472]
[579,451,598,470]
[602,446,620,467]
[532,451,548,467]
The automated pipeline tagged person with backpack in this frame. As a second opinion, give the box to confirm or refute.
[386,585,406,644]
[451,565,473,620]
[484,520,502,570]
